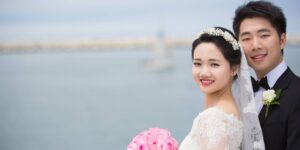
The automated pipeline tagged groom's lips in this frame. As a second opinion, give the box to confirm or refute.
[251,54,267,62]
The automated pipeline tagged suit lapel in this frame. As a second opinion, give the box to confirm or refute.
[259,68,294,125]
[259,105,266,124]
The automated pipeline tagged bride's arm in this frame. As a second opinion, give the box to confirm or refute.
[197,118,229,150]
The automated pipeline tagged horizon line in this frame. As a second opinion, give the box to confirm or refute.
[1,36,300,53]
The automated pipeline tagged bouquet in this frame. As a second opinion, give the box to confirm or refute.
[127,128,178,150]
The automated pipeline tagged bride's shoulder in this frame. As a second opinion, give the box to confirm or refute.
[197,107,241,123]
[196,107,226,120]
[199,107,228,116]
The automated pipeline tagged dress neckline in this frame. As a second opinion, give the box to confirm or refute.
[205,107,242,123]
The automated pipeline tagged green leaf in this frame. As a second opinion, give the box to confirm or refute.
[275,89,282,99]
[270,101,280,105]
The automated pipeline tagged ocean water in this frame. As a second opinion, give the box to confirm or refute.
[0,46,299,150]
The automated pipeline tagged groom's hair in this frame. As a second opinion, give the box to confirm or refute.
[232,1,286,39]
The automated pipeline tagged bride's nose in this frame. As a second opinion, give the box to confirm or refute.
[199,66,211,77]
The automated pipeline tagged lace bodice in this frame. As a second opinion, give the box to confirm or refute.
[179,107,243,150]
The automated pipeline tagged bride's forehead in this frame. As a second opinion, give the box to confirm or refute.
[194,44,226,58]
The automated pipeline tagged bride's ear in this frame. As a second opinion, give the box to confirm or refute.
[231,65,240,77]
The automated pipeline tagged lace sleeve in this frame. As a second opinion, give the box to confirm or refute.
[193,112,232,150]
[180,110,239,150]
[179,108,243,150]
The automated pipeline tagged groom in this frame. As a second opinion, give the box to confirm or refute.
[233,1,300,150]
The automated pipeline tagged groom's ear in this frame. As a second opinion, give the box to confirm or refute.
[280,33,286,50]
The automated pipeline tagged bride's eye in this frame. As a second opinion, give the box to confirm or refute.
[193,62,201,66]
[211,63,220,67]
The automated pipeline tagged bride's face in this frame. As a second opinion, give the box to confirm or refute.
[192,42,235,95]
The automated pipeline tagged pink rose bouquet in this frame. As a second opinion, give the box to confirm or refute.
[127,128,178,150]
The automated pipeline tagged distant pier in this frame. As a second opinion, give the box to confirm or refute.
[0,36,300,53]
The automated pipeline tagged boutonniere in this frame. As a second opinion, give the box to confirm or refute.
[262,89,281,118]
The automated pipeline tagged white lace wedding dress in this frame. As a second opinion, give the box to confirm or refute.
[179,107,243,150]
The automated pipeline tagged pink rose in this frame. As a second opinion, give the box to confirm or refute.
[127,128,178,150]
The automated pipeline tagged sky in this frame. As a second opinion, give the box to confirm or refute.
[0,0,299,42]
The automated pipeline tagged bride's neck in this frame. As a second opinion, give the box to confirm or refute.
[204,87,234,108]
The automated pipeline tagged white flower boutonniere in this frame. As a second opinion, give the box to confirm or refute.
[262,89,281,118]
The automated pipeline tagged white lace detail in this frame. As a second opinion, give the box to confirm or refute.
[179,107,243,150]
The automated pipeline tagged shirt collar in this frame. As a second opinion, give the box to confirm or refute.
[264,61,287,88]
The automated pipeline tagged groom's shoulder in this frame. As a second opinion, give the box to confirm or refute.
[280,68,300,95]
[287,68,300,95]
[282,68,300,110]
[284,67,300,81]
[289,68,300,83]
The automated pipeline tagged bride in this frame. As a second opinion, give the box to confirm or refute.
[179,27,265,150]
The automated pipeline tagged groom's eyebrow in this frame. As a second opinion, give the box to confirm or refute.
[258,28,270,33]
[239,32,250,38]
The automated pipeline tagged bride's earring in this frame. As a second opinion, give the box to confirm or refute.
[231,65,240,79]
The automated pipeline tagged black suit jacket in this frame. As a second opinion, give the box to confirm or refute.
[259,68,300,150]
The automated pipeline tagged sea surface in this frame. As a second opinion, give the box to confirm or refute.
[0,46,299,150]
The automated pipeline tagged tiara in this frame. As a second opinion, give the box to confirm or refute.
[199,28,240,50]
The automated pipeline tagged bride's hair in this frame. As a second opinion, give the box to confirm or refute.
[191,27,241,74]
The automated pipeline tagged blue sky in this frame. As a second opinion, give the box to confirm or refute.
[0,0,299,42]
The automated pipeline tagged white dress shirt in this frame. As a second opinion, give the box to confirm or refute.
[254,61,288,113]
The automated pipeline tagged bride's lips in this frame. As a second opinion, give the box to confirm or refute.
[200,79,214,87]
[251,54,267,62]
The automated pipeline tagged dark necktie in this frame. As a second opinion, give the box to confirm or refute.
[251,76,270,92]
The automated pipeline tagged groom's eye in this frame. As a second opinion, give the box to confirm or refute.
[241,37,250,42]
[261,34,270,38]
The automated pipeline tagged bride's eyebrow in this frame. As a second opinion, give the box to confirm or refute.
[193,58,202,61]
[208,58,220,62]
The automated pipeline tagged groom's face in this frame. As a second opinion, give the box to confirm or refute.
[238,17,286,78]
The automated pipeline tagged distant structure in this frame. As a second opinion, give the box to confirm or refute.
[143,20,174,72]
